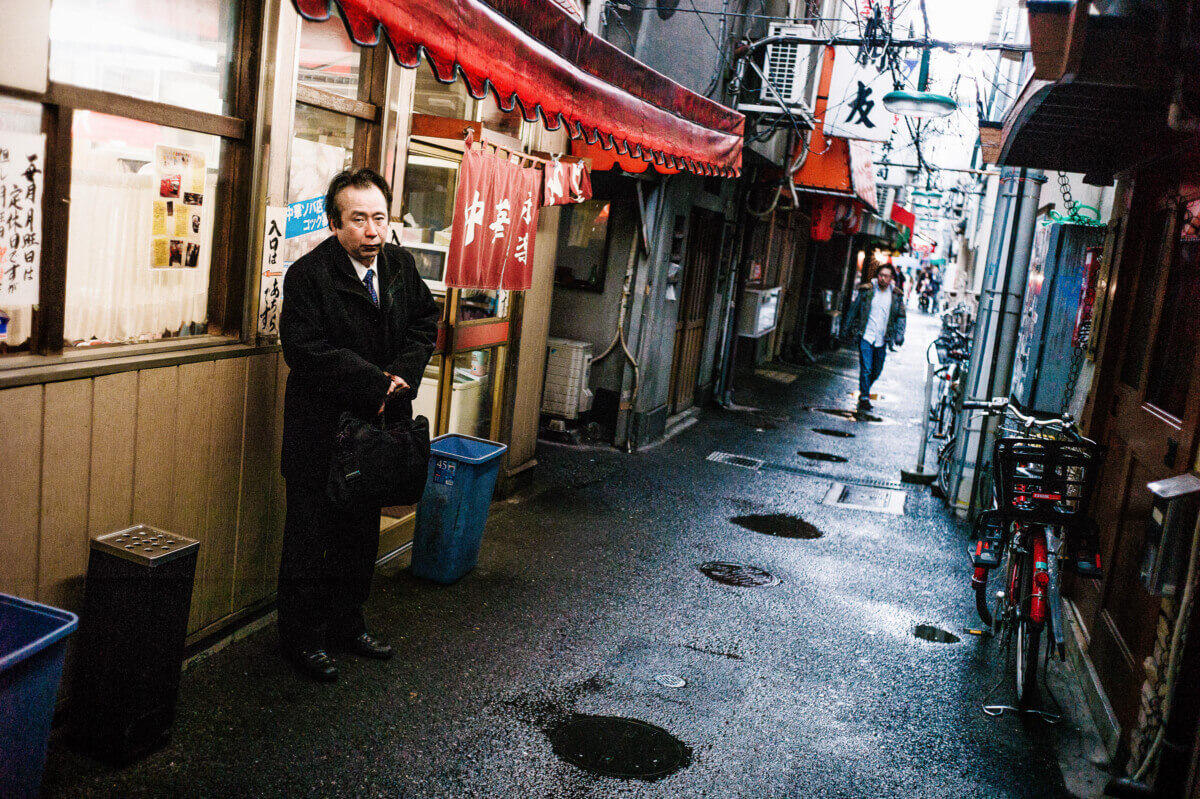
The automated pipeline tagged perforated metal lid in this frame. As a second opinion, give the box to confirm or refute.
[92,524,199,566]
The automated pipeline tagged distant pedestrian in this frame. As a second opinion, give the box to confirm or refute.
[845,264,906,411]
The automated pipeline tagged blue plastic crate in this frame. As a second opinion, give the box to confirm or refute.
[0,593,78,799]
[411,434,508,584]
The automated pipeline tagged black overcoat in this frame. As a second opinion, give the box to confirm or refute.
[279,236,440,484]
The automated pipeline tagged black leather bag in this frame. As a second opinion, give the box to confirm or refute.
[326,412,431,507]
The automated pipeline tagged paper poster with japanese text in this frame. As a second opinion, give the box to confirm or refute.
[446,146,539,291]
[258,206,288,337]
[151,145,206,269]
[0,132,45,305]
[823,47,895,142]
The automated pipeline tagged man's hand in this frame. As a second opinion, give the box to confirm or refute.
[378,372,411,415]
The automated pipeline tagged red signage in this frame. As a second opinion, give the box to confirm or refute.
[446,144,541,291]
[889,202,915,231]
[543,159,592,206]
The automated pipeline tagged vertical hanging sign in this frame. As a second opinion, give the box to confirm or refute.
[823,47,894,142]
[445,143,541,291]
[0,132,45,305]
[258,206,288,338]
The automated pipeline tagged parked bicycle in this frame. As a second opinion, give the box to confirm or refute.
[926,306,973,500]
[963,397,1105,717]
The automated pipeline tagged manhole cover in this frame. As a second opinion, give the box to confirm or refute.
[549,714,692,780]
[654,674,687,688]
[914,624,961,643]
[699,562,782,587]
[812,428,856,438]
[822,482,906,515]
[797,451,848,463]
[730,514,823,539]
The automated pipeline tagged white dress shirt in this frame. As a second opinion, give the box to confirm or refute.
[862,281,893,347]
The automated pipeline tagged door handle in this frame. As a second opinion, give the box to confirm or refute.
[1166,437,1179,468]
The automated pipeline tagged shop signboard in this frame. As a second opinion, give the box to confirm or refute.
[823,47,894,143]
[446,143,541,291]
[258,206,288,338]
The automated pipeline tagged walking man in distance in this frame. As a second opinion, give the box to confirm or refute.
[845,263,906,412]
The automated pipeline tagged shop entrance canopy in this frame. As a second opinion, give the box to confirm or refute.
[292,0,744,176]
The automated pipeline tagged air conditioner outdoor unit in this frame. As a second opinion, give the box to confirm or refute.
[736,23,821,124]
[542,337,593,420]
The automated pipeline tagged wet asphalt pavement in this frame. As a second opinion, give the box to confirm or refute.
[42,309,1109,798]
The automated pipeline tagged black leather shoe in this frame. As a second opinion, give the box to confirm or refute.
[331,631,393,660]
[285,648,338,682]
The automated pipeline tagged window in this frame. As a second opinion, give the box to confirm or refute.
[554,199,613,291]
[63,113,223,346]
[1,0,258,357]
[49,0,238,116]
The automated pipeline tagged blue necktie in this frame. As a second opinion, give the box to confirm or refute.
[363,268,378,306]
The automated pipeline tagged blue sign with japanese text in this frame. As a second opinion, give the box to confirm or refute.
[286,197,326,239]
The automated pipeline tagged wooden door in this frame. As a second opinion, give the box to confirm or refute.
[1084,189,1200,734]
[669,208,722,413]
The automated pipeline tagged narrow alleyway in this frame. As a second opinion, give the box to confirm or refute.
[43,309,1109,799]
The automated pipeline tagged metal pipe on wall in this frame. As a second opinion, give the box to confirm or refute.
[950,166,1045,517]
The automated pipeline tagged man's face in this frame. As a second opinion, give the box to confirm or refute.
[876,267,894,289]
[331,184,388,265]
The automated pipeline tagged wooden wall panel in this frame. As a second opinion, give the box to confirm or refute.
[39,380,93,613]
[261,355,289,595]
[0,385,43,598]
[88,372,137,540]
[173,361,215,633]
[197,358,246,628]
[133,367,179,529]
[232,353,279,611]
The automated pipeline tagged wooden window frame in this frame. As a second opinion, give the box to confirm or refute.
[9,0,264,358]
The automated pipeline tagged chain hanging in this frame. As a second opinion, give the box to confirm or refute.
[1057,171,1078,217]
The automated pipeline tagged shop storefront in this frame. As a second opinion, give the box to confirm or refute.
[0,0,742,649]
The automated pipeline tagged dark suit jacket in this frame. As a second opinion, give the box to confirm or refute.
[279,236,440,484]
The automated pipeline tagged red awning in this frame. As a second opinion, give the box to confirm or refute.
[292,0,744,176]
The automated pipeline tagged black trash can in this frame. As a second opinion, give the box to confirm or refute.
[69,524,199,763]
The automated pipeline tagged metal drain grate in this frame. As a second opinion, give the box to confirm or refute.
[707,451,765,471]
[765,462,906,491]
[822,481,906,515]
[699,562,782,587]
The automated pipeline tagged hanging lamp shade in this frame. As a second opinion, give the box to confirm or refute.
[883,48,957,119]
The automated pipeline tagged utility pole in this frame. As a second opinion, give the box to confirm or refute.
[948,166,1045,518]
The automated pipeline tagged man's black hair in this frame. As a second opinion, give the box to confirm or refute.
[325,168,392,228]
[875,263,895,277]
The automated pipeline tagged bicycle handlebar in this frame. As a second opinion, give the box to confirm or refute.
[961,397,1095,444]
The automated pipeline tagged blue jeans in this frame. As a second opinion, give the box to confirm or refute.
[858,338,887,398]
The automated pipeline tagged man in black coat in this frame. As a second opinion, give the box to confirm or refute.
[278,168,439,681]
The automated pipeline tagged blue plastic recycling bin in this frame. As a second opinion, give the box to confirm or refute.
[411,433,508,584]
[0,593,79,799]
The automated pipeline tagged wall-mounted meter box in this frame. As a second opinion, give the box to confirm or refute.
[1141,473,1200,597]
[738,287,781,338]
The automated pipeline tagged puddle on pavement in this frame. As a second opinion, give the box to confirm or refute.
[797,451,848,463]
[913,624,961,643]
[699,561,782,587]
[806,407,860,422]
[730,513,823,539]
[812,428,856,438]
[549,714,692,781]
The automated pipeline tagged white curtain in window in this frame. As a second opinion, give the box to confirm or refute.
[63,154,211,345]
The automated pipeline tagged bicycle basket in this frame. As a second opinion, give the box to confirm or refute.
[992,438,1105,524]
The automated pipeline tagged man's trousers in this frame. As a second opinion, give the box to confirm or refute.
[858,338,888,398]
[278,480,380,652]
